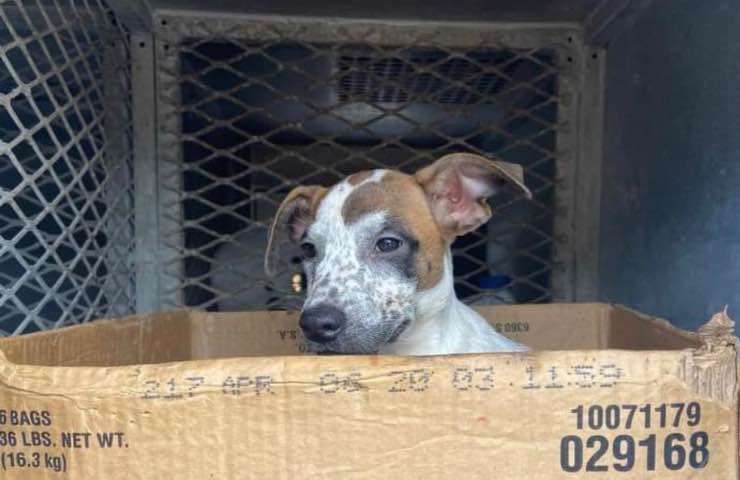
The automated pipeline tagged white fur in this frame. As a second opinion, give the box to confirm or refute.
[380,252,528,355]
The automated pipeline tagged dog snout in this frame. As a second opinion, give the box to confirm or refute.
[299,304,346,343]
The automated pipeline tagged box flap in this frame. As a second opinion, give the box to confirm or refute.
[0,304,705,367]
[0,311,193,366]
[606,305,701,350]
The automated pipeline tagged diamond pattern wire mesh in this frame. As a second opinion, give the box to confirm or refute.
[0,1,134,335]
[162,33,562,313]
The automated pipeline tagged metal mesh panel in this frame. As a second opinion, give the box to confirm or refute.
[155,19,574,312]
[0,1,134,335]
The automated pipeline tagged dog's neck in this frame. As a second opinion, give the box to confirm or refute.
[381,250,474,355]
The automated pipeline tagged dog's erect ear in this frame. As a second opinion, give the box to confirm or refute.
[265,185,327,276]
[415,153,531,239]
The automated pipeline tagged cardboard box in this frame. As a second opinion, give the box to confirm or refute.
[0,303,736,479]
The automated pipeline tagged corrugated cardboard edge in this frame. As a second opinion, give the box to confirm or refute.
[670,307,740,478]
[675,308,738,408]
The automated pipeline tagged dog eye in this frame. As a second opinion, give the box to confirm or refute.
[300,242,317,259]
[375,237,401,253]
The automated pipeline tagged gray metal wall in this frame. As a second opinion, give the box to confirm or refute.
[599,0,740,331]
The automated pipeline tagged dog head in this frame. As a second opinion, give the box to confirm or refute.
[265,153,531,353]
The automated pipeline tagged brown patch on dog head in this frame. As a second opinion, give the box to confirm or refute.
[342,171,446,290]
[347,170,374,186]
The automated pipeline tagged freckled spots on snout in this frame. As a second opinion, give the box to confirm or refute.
[296,168,449,353]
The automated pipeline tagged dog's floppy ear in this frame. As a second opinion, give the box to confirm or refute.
[415,153,531,239]
[265,185,327,276]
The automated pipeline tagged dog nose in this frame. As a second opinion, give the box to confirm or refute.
[299,304,346,343]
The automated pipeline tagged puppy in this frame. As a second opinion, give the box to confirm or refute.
[265,153,531,355]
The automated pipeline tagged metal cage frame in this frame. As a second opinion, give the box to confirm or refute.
[0,5,605,335]
[0,1,134,335]
[133,13,603,313]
